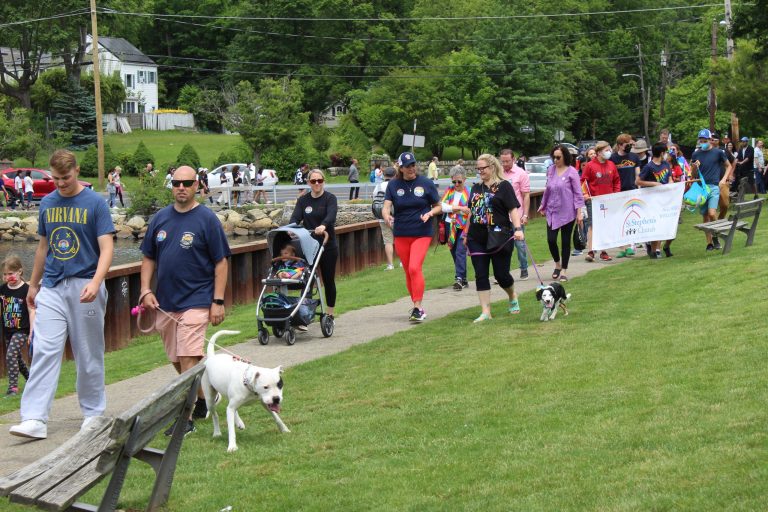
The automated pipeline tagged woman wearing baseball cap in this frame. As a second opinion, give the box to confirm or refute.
[382,152,441,322]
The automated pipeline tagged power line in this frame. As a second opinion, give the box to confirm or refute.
[0,9,90,29]
[99,4,721,22]
[140,12,702,45]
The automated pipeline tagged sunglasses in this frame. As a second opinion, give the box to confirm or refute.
[553,155,562,160]
[452,180,464,184]
[477,165,490,171]
[309,178,324,184]
[171,179,196,188]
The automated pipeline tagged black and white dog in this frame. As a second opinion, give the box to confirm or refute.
[535,282,571,322]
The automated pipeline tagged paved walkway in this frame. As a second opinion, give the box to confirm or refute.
[0,252,629,475]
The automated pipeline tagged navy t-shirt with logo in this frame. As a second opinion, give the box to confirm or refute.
[384,175,440,237]
[610,151,641,191]
[141,205,231,312]
[37,188,115,288]
[692,148,728,186]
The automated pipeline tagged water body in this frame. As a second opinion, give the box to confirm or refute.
[0,235,262,274]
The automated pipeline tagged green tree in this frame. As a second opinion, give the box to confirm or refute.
[712,40,768,135]
[50,81,96,150]
[659,71,730,147]
[80,73,127,114]
[380,121,404,159]
[175,143,201,169]
[80,144,119,178]
[225,79,310,169]
[328,115,371,164]
[131,141,155,176]
[177,84,224,132]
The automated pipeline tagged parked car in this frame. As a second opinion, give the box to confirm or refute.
[1,168,92,202]
[525,162,548,190]
[207,163,278,189]
[527,155,551,164]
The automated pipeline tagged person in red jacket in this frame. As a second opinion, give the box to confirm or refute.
[580,140,621,262]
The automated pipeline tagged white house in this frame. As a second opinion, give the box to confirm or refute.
[318,100,348,128]
[83,36,159,114]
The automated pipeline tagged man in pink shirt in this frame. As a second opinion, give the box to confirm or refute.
[500,149,530,280]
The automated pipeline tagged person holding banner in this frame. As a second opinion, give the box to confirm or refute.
[539,145,584,282]
[637,142,675,258]
[580,141,621,262]
[465,154,524,323]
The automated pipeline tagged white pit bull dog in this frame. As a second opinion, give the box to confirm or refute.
[201,330,290,453]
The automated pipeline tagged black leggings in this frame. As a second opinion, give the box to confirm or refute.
[468,239,514,292]
[547,220,575,269]
[319,244,338,308]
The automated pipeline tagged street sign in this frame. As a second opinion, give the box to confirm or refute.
[520,125,534,134]
[555,130,565,141]
[402,134,425,148]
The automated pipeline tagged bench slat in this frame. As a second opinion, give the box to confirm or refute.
[0,417,113,496]
[34,459,104,512]
[8,424,115,509]
[97,364,204,472]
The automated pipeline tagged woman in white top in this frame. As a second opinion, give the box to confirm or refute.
[23,171,34,209]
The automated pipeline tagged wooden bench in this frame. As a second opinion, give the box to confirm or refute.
[0,364,205,511]
[695,198,765,254]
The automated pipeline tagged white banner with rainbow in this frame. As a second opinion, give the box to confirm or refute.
[591,182,685,250]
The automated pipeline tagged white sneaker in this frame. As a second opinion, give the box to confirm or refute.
[9,419,47,439]
[385,264,394,271]
[81,416,99,431]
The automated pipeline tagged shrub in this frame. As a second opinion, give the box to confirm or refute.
[262,143,316,181]
[327,116,371,165]
[380,121,403,160]
[131,141,155,176]
[175,143,201,169]
[127,172,173,217]
[79,144,119,179]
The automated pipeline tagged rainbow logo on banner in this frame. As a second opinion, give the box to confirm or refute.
[623,198,647,211]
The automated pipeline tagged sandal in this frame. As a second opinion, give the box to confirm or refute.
[473,313,492,323]
[551,268,561,280]
[508,299,520,314]
[559,274,568,282]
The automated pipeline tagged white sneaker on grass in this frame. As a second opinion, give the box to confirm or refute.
[10,419,47,439]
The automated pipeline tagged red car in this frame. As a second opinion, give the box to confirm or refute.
[1,168,92,202]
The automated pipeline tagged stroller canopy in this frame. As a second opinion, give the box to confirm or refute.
[266,224,321,265]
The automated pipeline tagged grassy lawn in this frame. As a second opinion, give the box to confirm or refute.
[1,211,766,510]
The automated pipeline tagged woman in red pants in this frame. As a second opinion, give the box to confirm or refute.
[382,152,441,322]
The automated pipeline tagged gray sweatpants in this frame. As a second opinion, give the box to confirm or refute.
[20,278,108,422]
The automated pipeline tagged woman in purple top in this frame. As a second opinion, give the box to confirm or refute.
[538,144,584,282]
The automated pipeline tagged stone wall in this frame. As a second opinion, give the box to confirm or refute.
[0,203,378,241]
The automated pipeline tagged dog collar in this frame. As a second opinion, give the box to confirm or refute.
[243,369,258,394]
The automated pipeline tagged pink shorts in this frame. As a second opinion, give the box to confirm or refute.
[155,308,209,363]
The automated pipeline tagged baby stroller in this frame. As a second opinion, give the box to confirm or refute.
[255,224,334,345]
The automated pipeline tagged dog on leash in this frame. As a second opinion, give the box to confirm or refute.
[535,282,571,322]
[201,330,290,453]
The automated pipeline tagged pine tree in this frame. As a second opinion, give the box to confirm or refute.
[51,80,96,150]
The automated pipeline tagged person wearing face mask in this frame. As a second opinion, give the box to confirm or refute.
[610,134,641,257]
[580,140,621,262]
[690,129,733,251]
[637,142,676,258]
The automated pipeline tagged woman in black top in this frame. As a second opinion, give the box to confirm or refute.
[466,154,525,323]
[290,169,338,318]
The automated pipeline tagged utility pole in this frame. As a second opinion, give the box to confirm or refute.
[89,0,105,189]
[724,0,738,140]
[636,44,650,143]
[708,20,718,132]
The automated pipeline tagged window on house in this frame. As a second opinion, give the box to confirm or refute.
[138,103,145,113]
[137,71,146,84]
[123,101,136,113]
[124,74,134,89]
[148,71,156,84]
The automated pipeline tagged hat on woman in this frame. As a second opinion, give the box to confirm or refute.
[397,152,417,167]
[631,139,649,154]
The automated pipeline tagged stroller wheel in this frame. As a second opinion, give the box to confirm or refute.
[257,329,269,345]
[284,328,296,346]
[273,326,284,338]
[320,314,334,338]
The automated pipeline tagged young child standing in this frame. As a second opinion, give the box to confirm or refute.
[1,255,34,396]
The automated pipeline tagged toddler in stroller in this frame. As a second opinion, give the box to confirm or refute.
[274,244,307,280]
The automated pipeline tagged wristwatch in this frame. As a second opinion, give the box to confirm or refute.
[513,227,523,232]
[212,298,225,305]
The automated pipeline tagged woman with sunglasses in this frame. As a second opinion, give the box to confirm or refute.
[538,144,584,282]
[466,154,524,323]
[290,169,338,320]
[382,152,440,322]
[440,165,471,290]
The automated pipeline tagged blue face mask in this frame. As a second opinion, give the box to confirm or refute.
[700,142,710,150]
